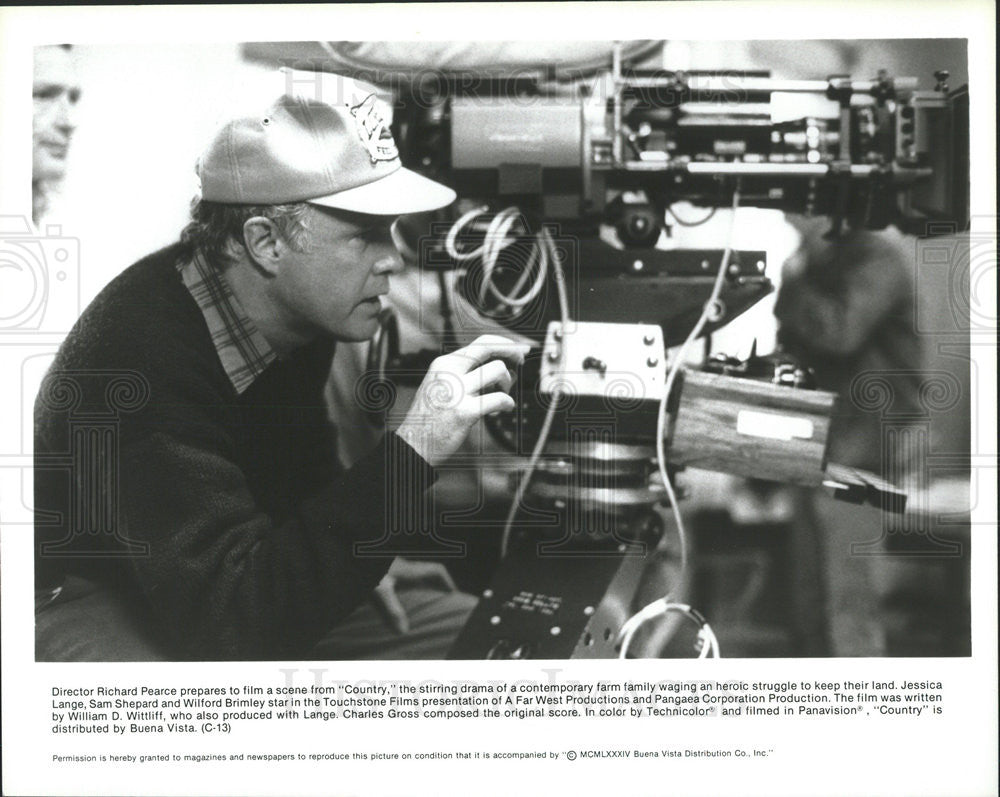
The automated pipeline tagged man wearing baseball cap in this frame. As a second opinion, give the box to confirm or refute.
[34,74,527,661]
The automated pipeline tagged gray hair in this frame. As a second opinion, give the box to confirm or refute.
[180,198,313,268]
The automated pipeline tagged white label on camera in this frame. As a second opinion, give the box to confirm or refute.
[736,410,814,441]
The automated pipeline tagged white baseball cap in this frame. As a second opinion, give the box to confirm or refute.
[196,71,455,215]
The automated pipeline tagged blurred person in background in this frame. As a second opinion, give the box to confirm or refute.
[775,220,919,656]
[775,218,971,656]
[32,44,81,224]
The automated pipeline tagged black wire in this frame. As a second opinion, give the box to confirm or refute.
[668,203,717,227]
[662,177,728,228]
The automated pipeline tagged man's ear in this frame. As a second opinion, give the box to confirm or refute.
[242,217,284,276]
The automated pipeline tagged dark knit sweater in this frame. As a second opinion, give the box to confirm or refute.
[34,242,435,660]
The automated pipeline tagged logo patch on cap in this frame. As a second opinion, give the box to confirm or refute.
[350,94,399,164]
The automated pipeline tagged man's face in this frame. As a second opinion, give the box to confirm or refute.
[271,205,404,343]
[33,46,81,184]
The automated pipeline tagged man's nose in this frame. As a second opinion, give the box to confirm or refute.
[373,232,405,275]
[374,248,405,276]
[55,94,78,134]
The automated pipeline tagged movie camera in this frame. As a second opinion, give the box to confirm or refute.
[359,43,969,659]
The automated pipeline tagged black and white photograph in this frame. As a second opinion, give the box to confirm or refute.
[25,35,978,662]
[1,3,996,797]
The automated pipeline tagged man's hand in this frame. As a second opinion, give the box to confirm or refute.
[396,334,530,467]
[371,558,458,634]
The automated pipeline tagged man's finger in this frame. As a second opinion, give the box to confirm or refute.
[415,562,457,593]
[391,560,459,592]
[464,360,513,395]
[371,581,409,634]
[449,336,530,372]
[477,392,516,416]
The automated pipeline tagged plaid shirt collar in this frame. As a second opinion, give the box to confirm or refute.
[177,248,278,394]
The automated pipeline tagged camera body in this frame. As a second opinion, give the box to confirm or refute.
[362,47,951,658]
[402,67,968,238]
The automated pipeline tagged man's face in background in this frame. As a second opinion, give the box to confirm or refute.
[32,45,81,185]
